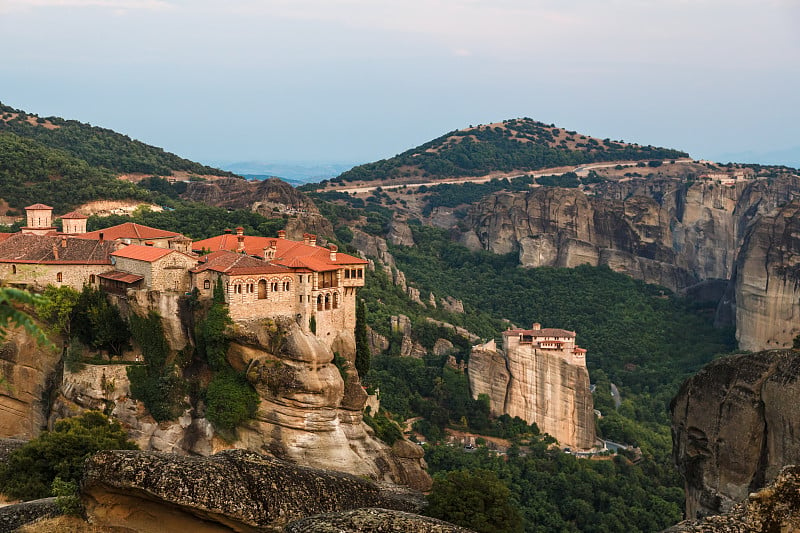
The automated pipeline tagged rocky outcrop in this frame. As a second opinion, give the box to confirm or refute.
[468,339,595,449]
[0,497,60,532]
[0,327,61,439]
[671,350,800,520]
[81,449,425,532]
[463,175,800,349]
[664,465,800,532]
[731,201,800,351]
[284,508,474,532]
[182,177,317,215]
[387,219,415,247]
[228,317,431,491]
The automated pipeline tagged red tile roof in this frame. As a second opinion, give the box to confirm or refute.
[25,203,53,210]
[504,327,576,338]
[0,233,14,244]
[78,222,182,241]
[99,270,144,284]
[192,250,294,276]
[0,234,115,264]
[111,244,176,262]
[191,234,367,272]
[60,211,88,219]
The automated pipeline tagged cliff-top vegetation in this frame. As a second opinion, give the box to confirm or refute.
[314,118,688,187]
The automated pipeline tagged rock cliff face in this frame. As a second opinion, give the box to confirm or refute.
[664,465,800,533]
[468,340,595,449]
[228,317,431,491]
[732,201,800,351]
[461,175,800,349]
[81,449,426,532]
[671,349,800,520]
[0,327,60,439]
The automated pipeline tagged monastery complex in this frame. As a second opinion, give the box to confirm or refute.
[0,204,367,342]
[503,323,587,367]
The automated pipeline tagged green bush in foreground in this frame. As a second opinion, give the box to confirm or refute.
[0,411,137,500]
[205,370,259,440]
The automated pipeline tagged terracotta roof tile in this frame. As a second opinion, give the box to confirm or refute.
[191,233,367,272]
[25,203,53,210]
[99,270,144,283]
[192,250,292,275]
[60,211,88,219]
[0,234,115,264]
[505,327,576,338]
[78,222,182,241]
[111,245,174,262]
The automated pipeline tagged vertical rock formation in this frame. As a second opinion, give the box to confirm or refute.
[671,349,800,520]
[468,328,595,450]
[0,327,60,439]
[461,175,800,349]
[732,201,800,351]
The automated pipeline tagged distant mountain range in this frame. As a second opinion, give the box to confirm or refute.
[209,161,359,183]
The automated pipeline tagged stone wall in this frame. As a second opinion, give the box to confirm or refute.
[0,262,105,291]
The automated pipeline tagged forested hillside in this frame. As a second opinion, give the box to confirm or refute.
[0,102,235,177]
[324,118,687,185]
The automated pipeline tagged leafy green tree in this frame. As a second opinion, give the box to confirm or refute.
[204,370,259,439]
[0,411,137,500]
[425,469,523,533]
[355,299,370,378]
[196,279,232,371]
[35,285,80,340]
[72,286,130,356]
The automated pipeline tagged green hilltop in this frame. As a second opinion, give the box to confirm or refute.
[327,118,688,185]
[0,102,235,177]
[0,102,238,214]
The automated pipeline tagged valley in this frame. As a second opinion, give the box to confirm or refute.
[0,102,799,531]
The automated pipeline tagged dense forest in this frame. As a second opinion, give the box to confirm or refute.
[348,221,735,532]
[0,102,235,177]
[323,118,687,184]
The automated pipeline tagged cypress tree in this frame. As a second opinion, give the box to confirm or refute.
[355,298,370,378]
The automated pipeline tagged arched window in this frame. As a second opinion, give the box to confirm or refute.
[204,279,211,290]
[235,284,242,294]
[283,281,291,291]
[258,279,267,299]
[317,294,323,311]
[324,294,330,310]
[333,292,339,309]
[56,272,63,282]
[271,281,279,292]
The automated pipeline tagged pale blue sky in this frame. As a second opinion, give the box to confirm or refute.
[2,0,799,168]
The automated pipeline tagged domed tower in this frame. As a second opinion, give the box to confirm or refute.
[60,211,88,234]
[22,203,56,235]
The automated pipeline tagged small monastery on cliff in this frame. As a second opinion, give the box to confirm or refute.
[0,204,367,340]
[503,323,587,366]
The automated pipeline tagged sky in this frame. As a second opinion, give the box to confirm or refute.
[1,0,799,171]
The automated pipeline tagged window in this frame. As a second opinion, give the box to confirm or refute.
[299,295,303,303]
[89,274,96,284]
[258,279,267,299]
[271,282,279,292]
[247,283,254,293]
[317,295,323,311]
[345,270,350,279]
[204,279,210,290]
[324,294,330,310]
[11,265,16,274]
[299,275,303,283]
[283,281,291,291]
[56,272,63,282]
[235,284,242,294]
[356,269,363,279]
[333,292,339,309]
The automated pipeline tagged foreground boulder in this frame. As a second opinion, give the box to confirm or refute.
[664,465,800,532]
[0,497,60,532]
[82,449,425,532]
[671,349,800,519]
[284,508,474,532]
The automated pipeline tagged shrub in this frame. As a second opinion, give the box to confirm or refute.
[0,411,136,500]
[204,370,259,440]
